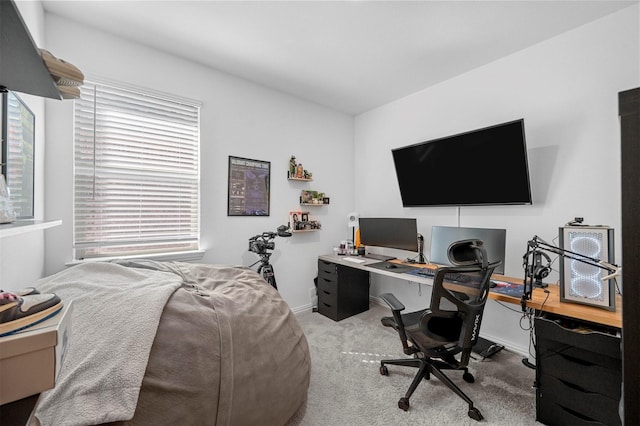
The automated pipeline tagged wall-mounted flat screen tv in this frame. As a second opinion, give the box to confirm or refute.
[392,119,532,207]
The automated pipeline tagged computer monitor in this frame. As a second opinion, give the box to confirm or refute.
[430,226,506,274]
[358,218,419,252]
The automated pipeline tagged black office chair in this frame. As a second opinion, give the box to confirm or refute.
[379,239,501,421]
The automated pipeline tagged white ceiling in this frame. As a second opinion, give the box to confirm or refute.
[41,0,637,115]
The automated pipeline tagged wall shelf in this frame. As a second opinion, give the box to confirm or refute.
[0,219,62,239]
[0,1,61,99]
[289,210,321,232]
[288,177,313,182]
[300,190,329,205]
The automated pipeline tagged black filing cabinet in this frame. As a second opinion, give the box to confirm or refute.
[535,315,622,425]
[317,259,370,321]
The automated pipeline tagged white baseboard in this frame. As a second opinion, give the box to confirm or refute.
[292,303,314,314]
[481,333,530,358]
[370,295,385,307]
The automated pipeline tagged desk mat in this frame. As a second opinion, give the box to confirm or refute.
[490,280,524,298]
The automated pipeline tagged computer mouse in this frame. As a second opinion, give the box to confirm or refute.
[385,264,398,269]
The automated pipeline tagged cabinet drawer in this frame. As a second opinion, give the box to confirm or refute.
[540,350,621,399]
[317,275,337,294]
[318,299,339,321]
[538,374,621,426]
[318,268,337,284]
[538,340,622,374]
[535,317,620,360]
[317,260,337,276]
[317,285,338,307]
[537,398,611,426]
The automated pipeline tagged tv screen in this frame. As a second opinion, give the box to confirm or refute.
[430,226,506,274]
[392,119,532,207]
[359,217,418,252]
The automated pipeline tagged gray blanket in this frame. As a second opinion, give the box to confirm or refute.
[34,262,182,426]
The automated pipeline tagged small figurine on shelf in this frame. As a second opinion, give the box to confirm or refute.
[288,155,313,180]
[289,155,297,178]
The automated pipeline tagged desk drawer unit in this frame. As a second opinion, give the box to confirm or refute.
[317,259,370,321]
[535,316,621,426]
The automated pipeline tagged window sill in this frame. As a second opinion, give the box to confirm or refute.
[66,249,206,267]
[0,219,62,239]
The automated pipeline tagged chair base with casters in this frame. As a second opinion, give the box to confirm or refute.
[379,351,482,421]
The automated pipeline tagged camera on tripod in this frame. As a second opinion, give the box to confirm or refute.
[249,238,275,254]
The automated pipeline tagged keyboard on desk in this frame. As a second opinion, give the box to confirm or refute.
[410,268,474,284]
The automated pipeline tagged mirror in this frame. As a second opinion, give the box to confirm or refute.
[1,90,35,219]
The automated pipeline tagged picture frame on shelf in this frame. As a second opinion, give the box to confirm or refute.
[289,210,321,232]
[300,190,313,204]
[289,210,303,230]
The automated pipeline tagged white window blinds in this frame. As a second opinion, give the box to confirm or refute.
[73,81,200,260]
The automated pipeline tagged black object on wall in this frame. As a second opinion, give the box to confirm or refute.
[619,87,639,426]
[391,119,532,207]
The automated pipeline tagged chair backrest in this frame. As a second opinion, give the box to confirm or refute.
[419,239,501,365]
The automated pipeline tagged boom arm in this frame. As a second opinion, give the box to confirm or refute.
[521,235,620,310]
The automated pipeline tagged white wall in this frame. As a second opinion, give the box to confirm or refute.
[354,5,639,354]
[42,14,355,311]
[0,1,48,291]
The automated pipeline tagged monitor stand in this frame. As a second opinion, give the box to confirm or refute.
[364,253,396,261]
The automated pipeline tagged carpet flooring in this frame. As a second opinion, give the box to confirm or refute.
[288,303,539,425]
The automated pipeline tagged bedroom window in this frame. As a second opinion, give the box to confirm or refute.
[73,80,200,260]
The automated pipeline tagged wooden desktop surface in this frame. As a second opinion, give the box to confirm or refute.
[320,254,622,329]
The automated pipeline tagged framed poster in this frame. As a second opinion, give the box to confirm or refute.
[227,156,270,216]
[1,91,35,219]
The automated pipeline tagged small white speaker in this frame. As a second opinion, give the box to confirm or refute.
[559,226,615,311]
[347,212,359,228]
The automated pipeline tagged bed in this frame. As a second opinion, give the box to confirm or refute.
[28,260,311,426]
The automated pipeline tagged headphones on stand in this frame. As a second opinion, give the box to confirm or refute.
[523,249,552,288]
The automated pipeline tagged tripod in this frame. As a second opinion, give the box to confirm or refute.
[248,225,291,290]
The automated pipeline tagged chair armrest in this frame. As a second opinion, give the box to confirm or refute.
[380,293,417,355]
[380,293,405,312]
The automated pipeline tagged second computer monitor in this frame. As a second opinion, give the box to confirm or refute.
[430,226,506,274]
[358,218,419,252]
